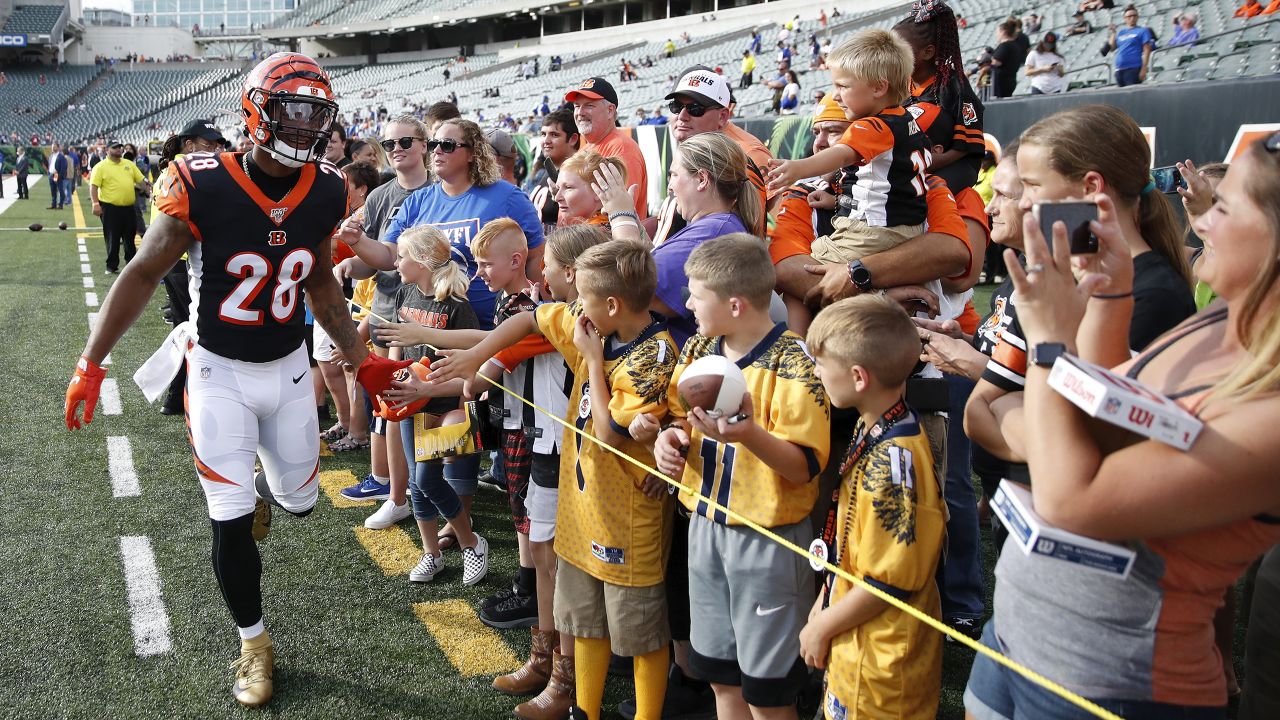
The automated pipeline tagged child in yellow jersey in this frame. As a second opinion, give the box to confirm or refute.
[429,239,678,720]
[650,234,831,716]
[803,295,945,720]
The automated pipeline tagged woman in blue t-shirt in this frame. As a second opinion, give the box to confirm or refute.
[1109,5,1156,86]
[338,118,545,547]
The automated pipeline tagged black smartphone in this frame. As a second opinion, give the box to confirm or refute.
[1151,165,1187,194]
[1036,200,1099,254]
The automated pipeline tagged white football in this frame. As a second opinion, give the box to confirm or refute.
[677,355,748,419]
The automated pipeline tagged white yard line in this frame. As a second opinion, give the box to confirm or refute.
[85,292,98,307]
[82,276,94,288]
[100,378,121,416]
[80,263,91,274]
[107,436,140,497]
[118,536,172,657]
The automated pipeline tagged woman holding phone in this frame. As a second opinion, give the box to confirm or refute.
[963,130,1280,720]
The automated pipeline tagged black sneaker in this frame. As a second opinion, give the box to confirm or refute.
[479,576,526,610]
[617,665,716,720]
[944,616,984,643]
[478,591,538,629]
[477,470,504,492]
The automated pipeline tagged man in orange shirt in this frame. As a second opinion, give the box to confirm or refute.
[564,76,649,218]
[1235,0,1263,17]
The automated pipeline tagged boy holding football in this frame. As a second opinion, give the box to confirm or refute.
[428,238,678,720]
[803,295,945,720]
[650,234,830,719]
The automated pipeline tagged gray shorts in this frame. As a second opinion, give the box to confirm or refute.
[687,514,813,707]
[527,481,558,543]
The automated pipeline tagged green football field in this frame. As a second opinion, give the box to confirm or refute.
[0,176,1081,720]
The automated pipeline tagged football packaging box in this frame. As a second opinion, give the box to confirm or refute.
[1047,353,1203,450]
[991,481,1137,580]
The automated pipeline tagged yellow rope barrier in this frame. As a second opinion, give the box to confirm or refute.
[352,299,1125,720]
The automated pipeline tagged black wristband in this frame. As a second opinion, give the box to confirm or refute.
[1091,291,1134,299]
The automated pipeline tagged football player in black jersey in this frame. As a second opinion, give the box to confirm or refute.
[64,53,409,707]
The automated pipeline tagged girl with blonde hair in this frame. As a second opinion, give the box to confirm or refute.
[380,224,489,587]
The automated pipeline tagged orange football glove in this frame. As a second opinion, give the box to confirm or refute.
[355,353,413,401]
[66,355,108,430]
[377,362,432,422]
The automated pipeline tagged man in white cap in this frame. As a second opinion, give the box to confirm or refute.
[564,76,648,218]
[652,66,773,244]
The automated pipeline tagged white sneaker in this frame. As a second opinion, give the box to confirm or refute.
[364,499,412,529]
[409,552,444,583]
[462,534,490,587]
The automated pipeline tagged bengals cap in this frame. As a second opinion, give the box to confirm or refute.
[665,66,731,109]
[565,77,619,106]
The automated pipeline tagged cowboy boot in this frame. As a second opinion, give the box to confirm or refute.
[513,649,575,720]
[494,626,555,696]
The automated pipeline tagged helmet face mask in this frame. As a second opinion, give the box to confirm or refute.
[241,53,337,168]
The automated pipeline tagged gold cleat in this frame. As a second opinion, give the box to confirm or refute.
[231,632,274,706]
[252,497,271,542]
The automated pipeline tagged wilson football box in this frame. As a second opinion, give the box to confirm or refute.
[1047,353,1203,450]
[991,481,1136,580]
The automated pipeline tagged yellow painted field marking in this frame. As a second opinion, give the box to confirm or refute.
[318,469,373,507]
[413,600,521,677]
[353,525,421,576]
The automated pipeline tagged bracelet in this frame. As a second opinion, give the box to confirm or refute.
[608,210,639,225]
[1091,290,1134,299]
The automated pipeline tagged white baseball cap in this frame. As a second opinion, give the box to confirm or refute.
[665,66,731,109]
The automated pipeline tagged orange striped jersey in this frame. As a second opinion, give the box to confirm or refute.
[973,275,1025,391]
[824,410,944,720]
[668,324,830,527]
[535,300,678,586]
[909,74,985,192]
[837,106,929,228]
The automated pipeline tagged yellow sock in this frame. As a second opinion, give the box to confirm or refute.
[632,645,670,720]
[574,636,612,720]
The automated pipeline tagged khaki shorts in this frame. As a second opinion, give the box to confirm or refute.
[553,558,670,656]
[810,217,923,265]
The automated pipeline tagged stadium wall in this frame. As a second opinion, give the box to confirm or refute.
[979,76,1280,167]
[67,26,198,64]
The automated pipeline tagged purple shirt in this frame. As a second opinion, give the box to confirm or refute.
[652,211,748,348]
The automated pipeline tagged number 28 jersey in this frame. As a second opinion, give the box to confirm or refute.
[156,152,350,362]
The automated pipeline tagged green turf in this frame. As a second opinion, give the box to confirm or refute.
[2,180,1243,719]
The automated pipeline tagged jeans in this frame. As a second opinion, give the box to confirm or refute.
[966,621,1227,720]
[445,452,480,497]
[400,418,464,521]
[1115,67,1143,87]
[59,178,72,206]
[937,374,985,620]
[1240,547,1280,720]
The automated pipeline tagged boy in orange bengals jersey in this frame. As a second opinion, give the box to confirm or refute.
[64,53,409,707]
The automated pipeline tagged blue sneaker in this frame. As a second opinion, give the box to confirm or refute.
[340,475,391,501]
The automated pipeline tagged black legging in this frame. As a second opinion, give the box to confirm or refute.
[101,202,137,272]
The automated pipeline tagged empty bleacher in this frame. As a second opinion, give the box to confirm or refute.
[3,3,65,35]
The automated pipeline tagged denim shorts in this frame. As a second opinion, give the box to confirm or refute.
[965,621,1226,720]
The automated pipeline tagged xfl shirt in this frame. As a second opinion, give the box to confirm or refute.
[155,151,349,363]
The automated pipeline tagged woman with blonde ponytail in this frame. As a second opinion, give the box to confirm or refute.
[1016,104,1195,357]
[594,131,762,346]
[964,133,1280,719]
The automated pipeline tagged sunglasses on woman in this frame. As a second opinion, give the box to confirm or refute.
[427,139,471,153]
[668,100,710,118]
[380,136,421,152]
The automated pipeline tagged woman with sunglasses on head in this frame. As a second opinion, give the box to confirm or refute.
[329,115,432,525]
[963,133,1280,720]
[339,117,545,546]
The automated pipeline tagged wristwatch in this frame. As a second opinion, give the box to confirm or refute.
[1029,342,1068,368]
[836,194,856,212]
[847,259,874,293]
